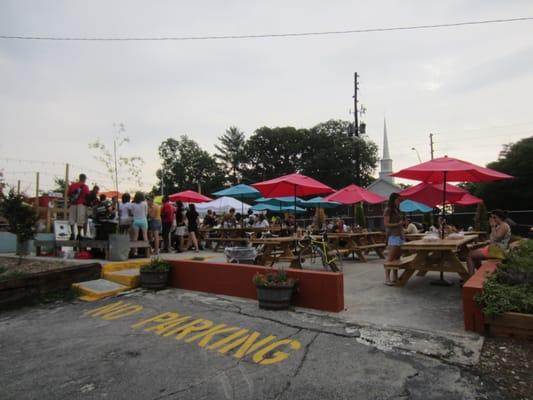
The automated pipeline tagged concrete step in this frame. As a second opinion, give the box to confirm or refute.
[103,268,140,288]
[73,279,130,302]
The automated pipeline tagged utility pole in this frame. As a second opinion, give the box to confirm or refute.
[353,72,360,185]
[429,133,435,160]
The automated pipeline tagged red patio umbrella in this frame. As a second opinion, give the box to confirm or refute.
[168,190,212,203]
[252,173,333,222]
[455,193,483,206]
[252,173,334,198]
[399,182,467,207]
[390,156,512,183]
[324,184,386,205]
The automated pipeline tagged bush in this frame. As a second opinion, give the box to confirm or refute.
[476,240,533,316]
[474,202,489,232]
[253,269,298,288]
[141,257,171,272]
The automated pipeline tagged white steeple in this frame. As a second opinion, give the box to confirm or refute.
[379,117,394,183]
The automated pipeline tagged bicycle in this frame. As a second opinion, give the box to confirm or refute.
[296,231,343,272]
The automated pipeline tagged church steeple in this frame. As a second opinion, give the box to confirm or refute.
[379,117,394,183]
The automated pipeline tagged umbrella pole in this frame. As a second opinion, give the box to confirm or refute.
[432,171,453,287]
[294,185,297,233]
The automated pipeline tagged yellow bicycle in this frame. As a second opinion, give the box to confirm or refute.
[297,232,342,272]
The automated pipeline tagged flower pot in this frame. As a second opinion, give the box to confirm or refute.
[140,269,169,290]
[256,285,294,310]
[108,233,130,261]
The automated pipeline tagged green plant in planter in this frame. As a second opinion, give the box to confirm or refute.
[0,190,38,262]
[141,257,171,272]
[253,269,298,288]
[140,257,171,290]
[476,239,533,316]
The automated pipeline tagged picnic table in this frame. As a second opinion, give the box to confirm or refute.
[249,236,299,267]
[313,232,386,262]
[391,235,478,287]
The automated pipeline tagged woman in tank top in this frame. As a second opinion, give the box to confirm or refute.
[384,193,404,285]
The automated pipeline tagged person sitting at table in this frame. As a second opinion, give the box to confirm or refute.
[201,209,216,229]
[253,214,270,229]
[466,209,511,275]
[222,208,237,228]
[384,193,404,286]
[332,218,349,233]
[235,212,242,227]
[402,216,418,234]
[247,214,256,227]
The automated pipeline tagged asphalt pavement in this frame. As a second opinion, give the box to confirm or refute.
[0,289,506,400]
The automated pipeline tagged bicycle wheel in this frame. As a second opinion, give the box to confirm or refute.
[312,246,337,272]
[298,244,318,268]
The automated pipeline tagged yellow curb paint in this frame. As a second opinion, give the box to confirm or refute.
[103,270,140,288]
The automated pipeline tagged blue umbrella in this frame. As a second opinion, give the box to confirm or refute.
[212,184,262,220]
[255,196,305,206]
[212,184,261,199]
[251,204,307,214]
[400,199,433,213]
[300,196,341,209]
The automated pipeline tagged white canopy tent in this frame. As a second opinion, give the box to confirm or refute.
[194,196,251,216]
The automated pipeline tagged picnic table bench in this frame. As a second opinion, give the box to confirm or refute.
[313,232,386,262]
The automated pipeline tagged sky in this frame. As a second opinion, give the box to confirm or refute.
[1,0,533,194]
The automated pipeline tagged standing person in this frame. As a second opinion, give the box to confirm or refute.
[119,193,133,234]
[147,197,162,255]
[130,192,148,256]
[186,203,200,252]
[384,193,404,286]
[67,173,90,240]
[174,201,186,252]
[160,196,175,253]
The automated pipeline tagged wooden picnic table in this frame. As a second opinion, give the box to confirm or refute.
[249,236,299,267]
[395,235,478,287]
[312,232,386,262]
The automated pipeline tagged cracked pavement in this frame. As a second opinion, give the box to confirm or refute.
[0,289,508,400]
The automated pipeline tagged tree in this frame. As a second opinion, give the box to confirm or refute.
[88,123,145,192]
[355,203,366,228]
[155,135,225,195]
[470,136,533,210]
[242,127,307,183]
[52,177,67,194]
[474,202,489,232]
[0,190,38,260]
[300,120,379,188]
[215,126,246,185]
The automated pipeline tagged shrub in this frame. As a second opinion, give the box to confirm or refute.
[141,257,171,272]
[253,269,298,288]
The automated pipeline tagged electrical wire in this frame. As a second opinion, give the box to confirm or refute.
[1,17,532,41]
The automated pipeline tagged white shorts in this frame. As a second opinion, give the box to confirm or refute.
[175,226,186,236]
[69,204,87,226]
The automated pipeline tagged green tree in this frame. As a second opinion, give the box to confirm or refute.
[215,126,246,185]
[474,202,489,232]
[52,177,67,194]
[242,127,307,183]
[301,120,379,188]
[470,136,533,210]
[355,203,366,228]
[155,135,225,195]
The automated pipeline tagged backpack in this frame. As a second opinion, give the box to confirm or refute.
[68,187,82,205]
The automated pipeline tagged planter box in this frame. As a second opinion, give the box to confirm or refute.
[485,312,533,340]
[0,262,101,310]
[169,260,344,312]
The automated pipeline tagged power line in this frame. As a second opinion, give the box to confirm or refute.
[1,17,532,42]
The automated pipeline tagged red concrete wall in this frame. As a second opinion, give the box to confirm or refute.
[463,260,499,333]
[169,260,344,312]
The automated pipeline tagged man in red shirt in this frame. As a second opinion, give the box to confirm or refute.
[67,173,90,240]
[160,195,175,253]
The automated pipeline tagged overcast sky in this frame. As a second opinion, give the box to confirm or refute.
[1,0,533,194]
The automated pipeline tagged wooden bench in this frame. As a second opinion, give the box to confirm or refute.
[383,254,416,270]
[35,239,108,257]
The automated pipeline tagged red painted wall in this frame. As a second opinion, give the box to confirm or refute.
[463,260,498,333]
[169,260,344,312]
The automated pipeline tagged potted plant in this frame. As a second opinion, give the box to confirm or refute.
[0,190,38,261]
[140,257,171,289]
[252,268,298,310]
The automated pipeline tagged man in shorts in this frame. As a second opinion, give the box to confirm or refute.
[67,173,90,240]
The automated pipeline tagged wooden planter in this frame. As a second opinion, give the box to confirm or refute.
[140,269,169,290]
[485,312,533,339]
[256,285,295,310]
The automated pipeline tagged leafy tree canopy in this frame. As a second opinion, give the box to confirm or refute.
[214,126,246,185]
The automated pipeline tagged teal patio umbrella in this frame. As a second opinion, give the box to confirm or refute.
[212,184,261,220]
[399,199,433,213]
[300,196,341,209]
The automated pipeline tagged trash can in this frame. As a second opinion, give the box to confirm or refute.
[224,247,257,264]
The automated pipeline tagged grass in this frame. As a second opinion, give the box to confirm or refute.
[39,287,79,304]
[0,270,30,282]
